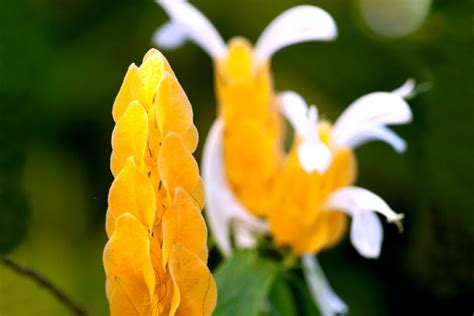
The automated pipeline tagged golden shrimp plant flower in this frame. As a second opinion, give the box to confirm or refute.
[275,81,414,316]
[154,0,338,256]
[103,49,216,316]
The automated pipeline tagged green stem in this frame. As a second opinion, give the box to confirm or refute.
[0,256,88,316]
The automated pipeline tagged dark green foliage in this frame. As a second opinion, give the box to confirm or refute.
[214,251,279,316]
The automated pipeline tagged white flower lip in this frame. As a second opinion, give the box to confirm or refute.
[302,255,348,316]
[202,119,267,257]
[331,81,414,152]
[152,21,189,50]
[155,0,227,58]
[323,186,404,258]
[155,1,337,65]
[279,91,333,174]
[254,5,338,64]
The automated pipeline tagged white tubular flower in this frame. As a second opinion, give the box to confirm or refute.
[323,187,404,258]
[202,119,268,256]
[279,91,332,174]
[331,80,414,153]
[154,1,337,64]
[302,255,348,316]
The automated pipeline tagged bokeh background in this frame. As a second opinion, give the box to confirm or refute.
[0,0,472,315]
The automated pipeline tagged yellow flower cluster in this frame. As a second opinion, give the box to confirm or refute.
[216,38,283,217]
[214,42,352,255]
[103,49,216,316]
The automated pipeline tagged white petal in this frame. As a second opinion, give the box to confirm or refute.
[331,91,412,150]
[323,186,404,225]
[298,141,332,174]
[324,186,404,257]
[254,5,337,64]
[202,119,267,256]
[342,126,407,153]
[279,91,320,142]
[279,91,312,138]
[350,212,383,258]
[156,0,227,58]
[392,79,416,99]
[152,21,189,49]
[302,255,348,316]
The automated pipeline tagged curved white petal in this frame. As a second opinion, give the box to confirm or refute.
[331,91,412,150]
[202,119,267,256]
[254,5,337,64]
[152,21,189,49]
[343,126,407,153]
[156,0,227,58]
[279,91,317,139]
[350,212,383,258]
[298,141,332,174]
[323,186,404,258]
[392,79,416,99]
[279,91,333,173]
[302,255,348,316]
[324,186,404,225]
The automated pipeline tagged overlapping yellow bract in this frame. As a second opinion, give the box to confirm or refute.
[215,38,283,217]
[104,49,216,316]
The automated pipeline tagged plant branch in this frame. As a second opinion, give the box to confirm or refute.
[0,256,88,316]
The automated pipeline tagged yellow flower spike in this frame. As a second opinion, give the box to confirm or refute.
[104,213,156,316]
[158,133,200,200]
[276,87,413,316]
[169,244,217,316]
[106,157,156,237]
[110,101,148,176]
[162,188,209,265]
[105,49,216,316]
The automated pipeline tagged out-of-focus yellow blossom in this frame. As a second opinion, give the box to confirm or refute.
[103,48,216,316]
[272,86,413,256]
[214,38,282,218]
[155,0,337,255]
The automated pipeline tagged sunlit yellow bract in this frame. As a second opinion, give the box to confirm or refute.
[103,49,216,316]
[269,122,357,254]
[215,38,283,217]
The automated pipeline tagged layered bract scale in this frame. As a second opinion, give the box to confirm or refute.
[103,49,216,316]
[216,38,283,217]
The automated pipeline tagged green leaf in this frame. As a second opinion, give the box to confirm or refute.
[214,250,279,316]
[268,272,297,316]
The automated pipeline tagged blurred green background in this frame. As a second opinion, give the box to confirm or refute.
[0,0,472,315]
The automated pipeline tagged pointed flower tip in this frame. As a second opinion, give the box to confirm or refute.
[394,78,432,100]
[388,213,405,234]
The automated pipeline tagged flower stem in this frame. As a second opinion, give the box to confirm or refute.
[0,256,88,316]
